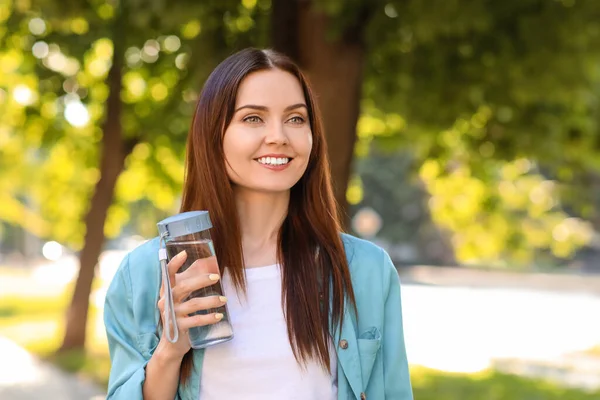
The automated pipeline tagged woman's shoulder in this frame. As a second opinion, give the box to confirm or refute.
[126,236,161,270]
[107,237,161,296]
[339,234,401,329]
[340,233,397,285]
[341,233,385,258]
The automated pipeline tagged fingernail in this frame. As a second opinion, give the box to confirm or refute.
[215,313,224,320]
[219,296,227,303]
[176,250,186,259]
[209,274,220,281]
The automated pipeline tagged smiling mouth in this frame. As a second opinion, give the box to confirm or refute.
[255,156,292,166]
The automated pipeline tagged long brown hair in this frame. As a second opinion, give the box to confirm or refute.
[178,48,356,383]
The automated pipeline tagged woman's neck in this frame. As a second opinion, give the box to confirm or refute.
[234,188,289,267]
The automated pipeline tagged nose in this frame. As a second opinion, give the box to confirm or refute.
[264,121,289,145]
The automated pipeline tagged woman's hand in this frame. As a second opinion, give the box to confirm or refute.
[156,250,227,360]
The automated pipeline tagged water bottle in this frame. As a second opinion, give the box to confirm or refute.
[157,211,234,348]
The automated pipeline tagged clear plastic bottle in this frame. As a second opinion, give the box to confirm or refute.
[157,211,234,348]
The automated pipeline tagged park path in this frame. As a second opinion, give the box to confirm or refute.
[3,259,600,398]
[401,282,600,391]
[0,336,105,400]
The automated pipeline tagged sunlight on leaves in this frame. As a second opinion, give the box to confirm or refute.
[418,110,594,266]
[181,19,201,39]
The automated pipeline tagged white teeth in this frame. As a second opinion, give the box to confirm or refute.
[257,157,290,166]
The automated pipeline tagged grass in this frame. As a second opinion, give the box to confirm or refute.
[0,293,69,318]
[47,348,111,389]
[0,274,111,388]
[2,270,600,398]
[411,366,600,400]
[0,307,111,388]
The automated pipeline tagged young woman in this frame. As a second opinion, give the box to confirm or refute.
[104,48,413,400]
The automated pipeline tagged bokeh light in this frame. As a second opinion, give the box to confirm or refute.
[42,241,62,261]
[64,100,90,127]
[28,18,46,35]
[12,85,35,106]
[31,41,49,59]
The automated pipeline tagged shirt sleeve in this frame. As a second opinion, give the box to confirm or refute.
[104,254,159,399]
[380,248,414,399]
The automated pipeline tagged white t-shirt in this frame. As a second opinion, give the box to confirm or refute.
[199,264,338,400]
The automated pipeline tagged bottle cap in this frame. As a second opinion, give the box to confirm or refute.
[157,211,212,239]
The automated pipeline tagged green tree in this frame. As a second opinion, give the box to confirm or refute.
[361,0,600,265]
[2,0,600,352]
[272,0,600,264]
[1,0,271,350]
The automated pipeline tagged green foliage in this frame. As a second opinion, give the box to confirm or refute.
[417,109,593,265]
[351,0,600,265]
[0,0,270,248]
[355,105,594,265]
[362,0,600,172]
[2,0,600,265]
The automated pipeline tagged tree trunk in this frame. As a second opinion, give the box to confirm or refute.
[59,13,130,352]
[272,0,372,226]
[271,0,300,61]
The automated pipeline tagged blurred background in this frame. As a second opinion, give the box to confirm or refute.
[1,0,600,399]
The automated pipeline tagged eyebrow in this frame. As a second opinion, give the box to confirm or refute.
[234,103,308,113]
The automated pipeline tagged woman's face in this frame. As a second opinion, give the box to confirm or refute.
[223,68,312,194]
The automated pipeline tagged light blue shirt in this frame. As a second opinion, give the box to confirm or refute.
[104,233,414,399]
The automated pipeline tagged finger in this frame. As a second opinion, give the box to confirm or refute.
[175,295,227,316]
[157,297,165,314]
[180,256,219,279]
[173,273,220,302]
[178,312,224,330]
[165,251,187,295]
[168,250,188,277]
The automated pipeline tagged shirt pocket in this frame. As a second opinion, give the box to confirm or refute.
[136,332,160,359]
[357,326,382,386]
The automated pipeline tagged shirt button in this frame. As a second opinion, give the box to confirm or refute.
[339,339,348,349]
[360,393,367,400]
